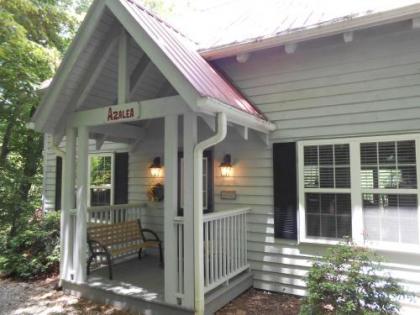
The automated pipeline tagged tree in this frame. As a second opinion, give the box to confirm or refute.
[0,0,78,238]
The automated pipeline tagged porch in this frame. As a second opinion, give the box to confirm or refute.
[63,204,253,315]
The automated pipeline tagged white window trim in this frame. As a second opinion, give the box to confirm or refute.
[298,134,420,253]
[88,152,115,207]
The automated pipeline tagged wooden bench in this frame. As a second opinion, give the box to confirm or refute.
[87,219,162,280]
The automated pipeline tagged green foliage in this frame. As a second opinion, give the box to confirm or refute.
[300,243,412,315]
[0,211,60,279]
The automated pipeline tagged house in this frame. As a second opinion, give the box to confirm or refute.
[32,0,420,314]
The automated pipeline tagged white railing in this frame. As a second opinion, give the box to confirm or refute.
[203,208,250,293]
[87,203,145,224]
[174,216,185,298]
[174,207,250,297]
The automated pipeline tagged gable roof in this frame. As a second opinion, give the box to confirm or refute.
[32,0,268,134]
[122,0,265,120]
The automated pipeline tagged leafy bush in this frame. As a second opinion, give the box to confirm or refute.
[300,243,411,315]
[0,211,60,279]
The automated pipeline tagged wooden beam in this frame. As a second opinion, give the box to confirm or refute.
[257,131,270,147]
[413,17,420,28]
[91,124,145,140]
[95,135,105,150]
[284,43,297,54]
[236,52,250,63]
[234,124,248,140]
[71,96,190,127]
[343,31,354,43]
[128,54,151,99]
[118,30,129,104]
[73,26,120,109]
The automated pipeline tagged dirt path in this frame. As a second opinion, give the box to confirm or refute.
[0,277,135,315]
[216,288,301,315]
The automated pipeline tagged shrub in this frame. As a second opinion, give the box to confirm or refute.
[300,243,412,315]
[0,211,60,279]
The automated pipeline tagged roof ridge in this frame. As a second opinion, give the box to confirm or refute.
[125,0,199,46]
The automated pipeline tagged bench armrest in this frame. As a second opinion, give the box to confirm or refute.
[88,239,110,256]
[142,228,161,242]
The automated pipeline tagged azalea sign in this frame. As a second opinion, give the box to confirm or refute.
[105,103,139,123]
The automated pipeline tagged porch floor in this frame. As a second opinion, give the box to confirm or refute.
[88,254,164,302]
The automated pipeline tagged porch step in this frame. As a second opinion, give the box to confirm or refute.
[205,270,253,315]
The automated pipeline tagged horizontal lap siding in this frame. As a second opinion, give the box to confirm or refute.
[214,26,420,296]
[128,146,164,241]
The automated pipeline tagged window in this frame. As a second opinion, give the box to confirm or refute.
[303,144,352,239]
[298,135,420,251]
[361,140,418,245]
[178,150,213,215]
[89,154,113,206]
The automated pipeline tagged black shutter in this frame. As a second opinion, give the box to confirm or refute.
[114,152,129,204]
[273,142,297,240]
[55,156,63,211]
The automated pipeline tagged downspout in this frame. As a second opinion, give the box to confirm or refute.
[193,112,227,314]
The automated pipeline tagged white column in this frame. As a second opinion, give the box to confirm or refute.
[164,115,178,303]
[183,113,197,308]
[60,127,76,282]
[74,126,89,284]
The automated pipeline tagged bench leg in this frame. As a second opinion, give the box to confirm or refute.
[158,243,163,267]
[106,254,113,280]
[138,248,143,260]
[87,255,94,276]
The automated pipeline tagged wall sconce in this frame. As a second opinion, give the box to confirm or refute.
[150,157,162,177]
[220,154,233,177]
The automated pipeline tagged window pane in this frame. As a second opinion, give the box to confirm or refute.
[335,144,350,165]
[304,146,318,166]
[336,167,350,188]
[306,193,320,214]
[90,188,111,206]
[361,143,377,165]
[90,155,112,206]
[304,166,319,188]
[378,142,396,165]
[363,193,418,244]
[361,166,377,189]
[305,193,351,239]
[398,141,416,164]
[319,145,333,165]
[361,140,417,189]
[320,167,334,188]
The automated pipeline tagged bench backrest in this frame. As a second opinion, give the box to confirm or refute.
[88,220,143,247]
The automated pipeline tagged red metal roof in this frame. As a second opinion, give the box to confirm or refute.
[122,0,266,121]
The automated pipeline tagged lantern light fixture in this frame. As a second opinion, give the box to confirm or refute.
[150,157,162,177]
[220,154,233,177]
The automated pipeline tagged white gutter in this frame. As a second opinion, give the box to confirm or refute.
[193,112,227,315]
[200,3,420,60]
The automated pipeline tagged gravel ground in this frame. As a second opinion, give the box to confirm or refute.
[216,288,301,315]
[0,277,135,315]
[0,277,300,315]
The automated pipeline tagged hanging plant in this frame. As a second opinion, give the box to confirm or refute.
[147,183,164,202]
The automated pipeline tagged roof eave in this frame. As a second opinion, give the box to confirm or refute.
[197,97,275,133]
[199,2,420,60]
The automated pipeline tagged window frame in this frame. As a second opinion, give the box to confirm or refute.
[297,134,420,253]
[88,152,115,207]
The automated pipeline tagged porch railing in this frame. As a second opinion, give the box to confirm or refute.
[174,207,250,298]
[87,203,145,223]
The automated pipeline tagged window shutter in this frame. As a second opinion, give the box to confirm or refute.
[55,156,63,211]
[273,142,297,240]
[114,152,129,204]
